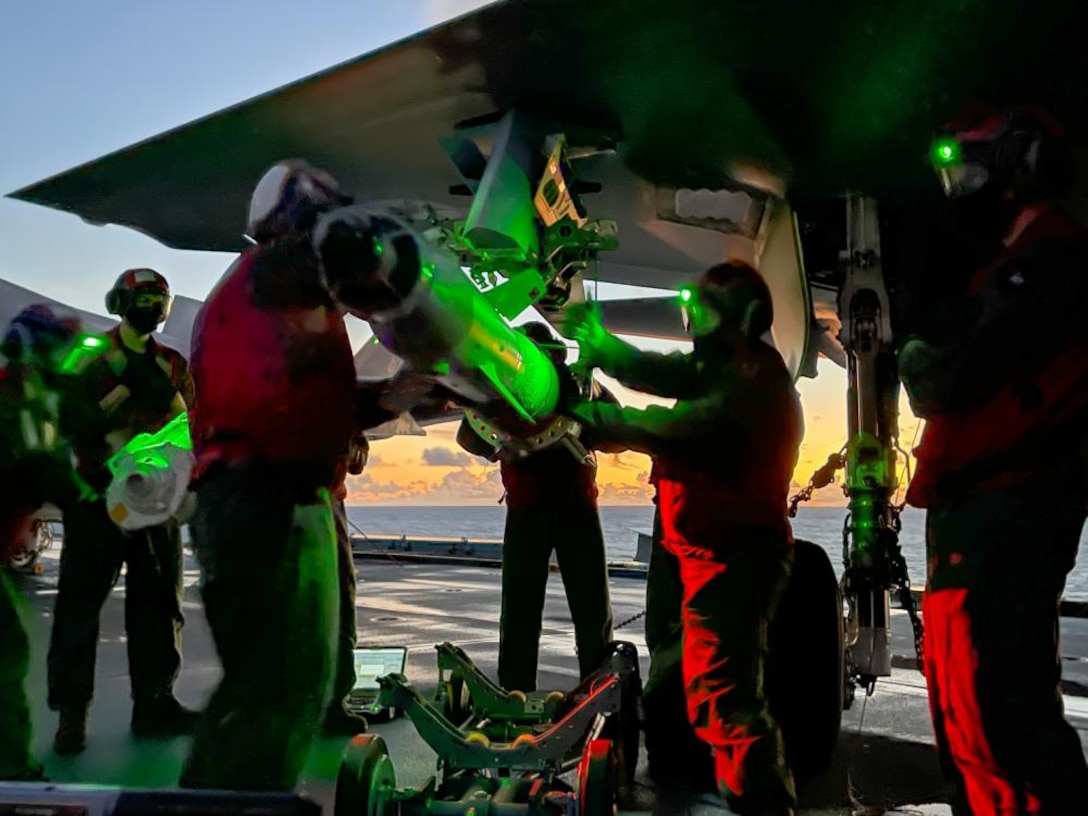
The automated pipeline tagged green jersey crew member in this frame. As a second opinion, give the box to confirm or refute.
[0,306,90,780]
[48,268,197,755]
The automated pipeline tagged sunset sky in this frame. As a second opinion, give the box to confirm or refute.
[346,335,925,508]
[0,0,924,509]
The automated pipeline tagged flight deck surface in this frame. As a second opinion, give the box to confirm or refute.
[11,544,1088,815]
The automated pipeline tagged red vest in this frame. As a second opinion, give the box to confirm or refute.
[189,245,357,487]
[907,212,1088,506]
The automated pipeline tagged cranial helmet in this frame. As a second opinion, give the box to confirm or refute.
[105,267,173,335]
[929,106,1074,202]
[681,259,773,339]
[2,303,88,373]
[247,159,353,243]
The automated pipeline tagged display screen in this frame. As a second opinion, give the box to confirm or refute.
[352,647,408,692]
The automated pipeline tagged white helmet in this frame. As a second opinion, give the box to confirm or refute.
[246,159,352,243]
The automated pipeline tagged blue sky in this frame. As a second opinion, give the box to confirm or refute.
[0,0,497,313]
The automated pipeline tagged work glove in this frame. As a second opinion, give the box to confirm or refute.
[896,335,941,418]
[346,434,370,475]
[555,302,618,370]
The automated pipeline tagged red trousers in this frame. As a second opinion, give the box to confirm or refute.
[665,530,796,812]
[923,480,1088,815]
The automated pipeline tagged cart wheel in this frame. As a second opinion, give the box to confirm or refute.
[464,731,491,748]
[335,734,396,816]
[452,676,473,723]
[543,691,565,705]
[577,739,616,816]
[437,682,454,721]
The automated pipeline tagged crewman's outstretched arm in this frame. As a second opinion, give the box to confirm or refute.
[593,334,699,400]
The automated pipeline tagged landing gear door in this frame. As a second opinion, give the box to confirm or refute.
[756,198,813,382]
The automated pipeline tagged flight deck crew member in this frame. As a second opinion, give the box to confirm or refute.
[48,268,196,755]
[562,261,804,816]
[900,107,1088,816]
[324,432,373,734]
[0,306,88,781]
[180,160,418,792]
[456,321,614,693]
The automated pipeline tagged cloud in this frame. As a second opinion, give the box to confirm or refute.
[422,447,473,467]
[424,468,505,503]
[345,473,433,504]
[597,478,655,505]
[345,465,505,506]
[604,453,643,472]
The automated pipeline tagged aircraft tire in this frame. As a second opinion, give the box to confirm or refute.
[335,734,397,816]
[597,641,641,797]
[766,538,845,776]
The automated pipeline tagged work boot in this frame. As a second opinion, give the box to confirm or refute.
[646,726,715,792]
[131,696,200,738]
[323,703,369,736]
[53,707,88,755]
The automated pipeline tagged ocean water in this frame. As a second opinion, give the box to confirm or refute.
[347,505,1088,601]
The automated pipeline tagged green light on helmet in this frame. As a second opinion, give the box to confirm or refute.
[931,137,962,167]
[679,287,694,304]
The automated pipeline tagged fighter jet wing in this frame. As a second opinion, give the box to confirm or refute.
[0,277,116,336]
[11,0,1087,250]
[156,294,203,357]
[9,0,1086,383]
[354,338,405,380]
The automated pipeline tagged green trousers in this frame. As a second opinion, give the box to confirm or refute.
[498,501,613,692]
[179,464,338,792]
[0,566,41,780]
[330,499,359,711]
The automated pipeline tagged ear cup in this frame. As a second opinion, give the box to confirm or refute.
[105,288,126,316]
[999,112,1073,199]
[1,323,33,363]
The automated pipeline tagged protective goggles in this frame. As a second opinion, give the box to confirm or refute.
[131,290,174,319]
[930,135,993,198]
[679,285,721,336]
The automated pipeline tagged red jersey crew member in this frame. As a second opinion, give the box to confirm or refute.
[48,269,196,755]
[561,261,804,816]
[456,322,615,693]
[180,161,406,792]
[901,107,1088,816]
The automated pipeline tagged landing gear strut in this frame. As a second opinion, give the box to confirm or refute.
[837,195,923,698]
